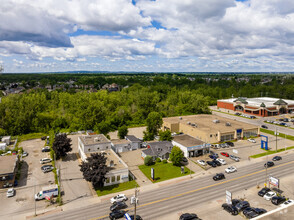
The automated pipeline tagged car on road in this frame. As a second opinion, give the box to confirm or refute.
[42,146,50,152]
[109,210,126,220]
[220,152,229,157]
[6,188,15,197]
[197,160,206,166]
[130,215,143,220]
[206,161,217,167]
[247,139,256,143]
[258,187,271,197]
[41,165,54,173]
[212,159,221,166]
[213,173,225,181]
[235,201,250,212]
[230,155,240,162]
[221,203,238,215]
[225,141,234,147]
[272,156,282,161]
[225,166,237,173]
[110,194,128,204]
[264,191,276,200]
[271,196,286,205]
[261,125,268,129]
[40,158,52,164]
[110,201,127,211]
[216,158,226,165]
[281,199,294,207]
[179,213,200,220]
[264,161,275,168]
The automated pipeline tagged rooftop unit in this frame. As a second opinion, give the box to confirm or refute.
[213,119,220,123]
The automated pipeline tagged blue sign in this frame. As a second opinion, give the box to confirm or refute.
[237,129,242,133]
[125,213,131,220]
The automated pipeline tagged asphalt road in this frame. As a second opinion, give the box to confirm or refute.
[35,153,294,220]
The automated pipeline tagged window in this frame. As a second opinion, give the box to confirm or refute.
[210,134,212,138]
[88,148,91,152]
[97,147,100,150]
[117,175,120,181]
[106,178,110,183]
[106,146,108,149]
[111,176,115,182]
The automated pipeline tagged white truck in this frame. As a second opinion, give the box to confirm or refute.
[35,184,58,201]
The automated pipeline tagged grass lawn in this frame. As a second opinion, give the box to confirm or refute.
[250,146,294,158]
[96,180,138,196]
[260,128,294,141]
[138,162,194,183]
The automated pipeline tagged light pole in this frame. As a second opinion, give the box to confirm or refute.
[34,177,37,216]
[275,127,278,152]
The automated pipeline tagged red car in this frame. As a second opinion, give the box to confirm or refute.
[221,152,229,157]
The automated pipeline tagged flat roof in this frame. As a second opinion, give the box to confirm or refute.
[86,149,127,170]
[0,155,17,174]
[173,134,204,147]
[163,114,257,134]
[111,139,131,145]
[218,97,294,108]
[79,134,110,146]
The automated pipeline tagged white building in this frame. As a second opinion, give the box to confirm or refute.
[125,135,142,150]
[78,134,129,186]
[111,139,132,153]
[1,136,11,145]
[0,143,7,151]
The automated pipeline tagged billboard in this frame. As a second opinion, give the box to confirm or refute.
[151,168,154,180]
[226,190,232,204]
[269,176,279,187]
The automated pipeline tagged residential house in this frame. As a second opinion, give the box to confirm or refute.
[141,141,173,161]
[125,135,142,150]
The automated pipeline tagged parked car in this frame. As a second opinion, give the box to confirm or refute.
[221,203,238,215]
[130,215,143,220]
[212,159,221,166]
[247,139,256,143]
[272,156,282,161]
[206,161,217,167]
[42,146,50,152]
[250,116,256,119]
[213,173,225,181]
[41,165,54,173]
[179,213,199,220]
[110,201,127,211]
[225,166,237,173]
[271,196,286,205]
[41,136,47,140]
[216,158,226,165]
[235,112,241,116]
[235,201,250,212]
[6,188,15,197]
[110,194,128,204]
[261,125,268,129]
[22,151,28,157]
[109,210,126,220]
[281,199,294,207]
[197,160,206,166]
[209,153,218,160]
[264,161,275,168]
[230,155,240,162]
[258,187,271,197]
[232,199,241,206]
[243,207,266,218]
[225,141,234,147]
[264,191,276,200]
[220,152,229,157]
[182,157,188,163]
[40,158,52,164]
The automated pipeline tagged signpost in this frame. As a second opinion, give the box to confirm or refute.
[226,190,232,204]
[269,176,280,188]
[151,168,154,181]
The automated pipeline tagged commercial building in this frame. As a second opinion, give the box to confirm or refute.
[217,97,294,117]
[78,135,129,186]
[162,114,259,143]
[111,139,132,153]
[172,134,210,157]
[0,155,19,188]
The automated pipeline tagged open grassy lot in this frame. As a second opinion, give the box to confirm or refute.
[139,162,194,183]
[96,180,138,196]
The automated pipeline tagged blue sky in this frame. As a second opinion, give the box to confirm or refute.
[1,0,294,73]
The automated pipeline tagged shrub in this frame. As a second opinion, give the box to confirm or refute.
[162,159,167,164]
[144,156,154,166]
[156,157,161,163]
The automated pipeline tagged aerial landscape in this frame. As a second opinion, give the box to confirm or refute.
[1,1,294,220]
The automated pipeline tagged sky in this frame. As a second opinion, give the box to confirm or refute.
[1,0,294,73]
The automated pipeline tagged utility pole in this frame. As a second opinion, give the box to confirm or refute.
[34,178,37,216]
[134,186,139,219]
[275,127,278,152]
[265,151,268,187]
[285,133,287,152]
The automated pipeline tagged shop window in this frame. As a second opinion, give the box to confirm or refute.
[106,178,110,183]
[117,175,121,181]
[111,176,115,182]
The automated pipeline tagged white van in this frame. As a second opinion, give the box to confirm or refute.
[40,158,52,164]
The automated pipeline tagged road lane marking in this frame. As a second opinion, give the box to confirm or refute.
[90,160,294,220]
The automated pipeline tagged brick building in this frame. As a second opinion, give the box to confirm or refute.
[217,97,294,117]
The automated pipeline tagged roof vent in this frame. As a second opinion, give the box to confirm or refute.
[187,121,191,125]
[213,119,220,123]
[225,122,231,126]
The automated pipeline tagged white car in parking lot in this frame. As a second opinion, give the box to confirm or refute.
[6,188,15,197]
[40,158,52,164]
[264,191,276,200]
[197,160,206,166]
[247,139,256,143]
[110,194,128,204]
[225,166,237,173]
[216,158,226,165]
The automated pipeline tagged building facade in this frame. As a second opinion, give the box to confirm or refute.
[0,155,19,188]
[217,97,294,117]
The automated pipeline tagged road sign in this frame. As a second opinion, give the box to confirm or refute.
[151,168,154,181]
[269,176,279,188]
[233,149,238,154]
[125,213,131,220]
[226,190,232,204]
[131,196,139,204]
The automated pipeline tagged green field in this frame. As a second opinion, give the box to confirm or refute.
[138,162,194,183]
[96,180,138,196]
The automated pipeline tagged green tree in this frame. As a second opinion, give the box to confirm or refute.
[144,155,154,166]
[117,125,128,139]
[159,130,172,141]
[52,133,72,160]
[169,146,184,166]
[143,112,163,141]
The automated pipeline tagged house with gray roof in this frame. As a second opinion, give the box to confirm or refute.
[125,135,142,150]
[141,141,173,161]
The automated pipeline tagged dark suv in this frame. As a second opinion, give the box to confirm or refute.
[258,187,271,197]
[235,201,250,212]
[226,141,234,147]
[213,173,225,181]
[179,213,200,220]
[271,196,286,205]
[207,161,217,167]
[264,161,274,168]
[222,203,238,215]
[110,201,127,211]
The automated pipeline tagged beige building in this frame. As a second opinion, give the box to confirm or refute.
[162,114,259,143]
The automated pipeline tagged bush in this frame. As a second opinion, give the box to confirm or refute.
[156,157,161,163]
[162,159,167,164]
[144,156,154,166]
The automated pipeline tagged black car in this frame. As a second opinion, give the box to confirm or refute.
[258,187,271,197]
[243,207,266,219]
[243,207,255,216]
[42,146,50,152]
[110,202,127,211]
[221,203,238,215]
[226,141,234,147]
[179,213,199,220]
[232,199,241,206]
[182,157,188,163]
[261,125,268,129]
[109,210,126,220]
[254,208,267,215]
[272,156,282,161]
[271,196,286,205]
[213,173,225,181]
[130,215,143,220]
[235,201,250,212]
[212,159,221,166]
[206,161,217,167]
[264,161,275,168]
